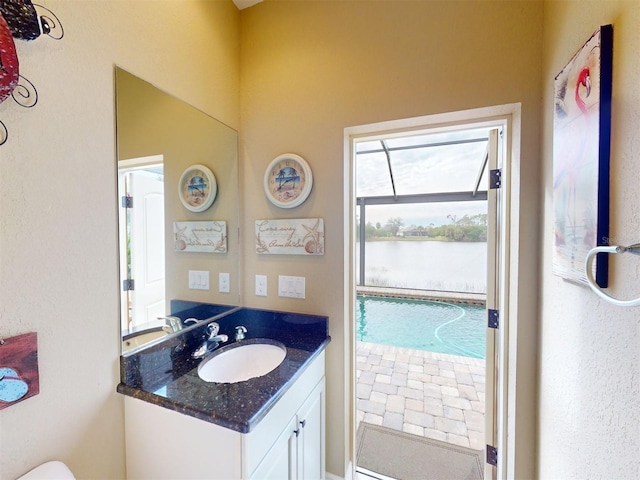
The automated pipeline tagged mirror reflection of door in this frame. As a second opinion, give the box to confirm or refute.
[118,156,165,335]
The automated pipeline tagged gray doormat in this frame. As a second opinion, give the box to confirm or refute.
[356,422,484,480]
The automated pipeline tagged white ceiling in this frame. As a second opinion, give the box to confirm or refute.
[232,0,262,9]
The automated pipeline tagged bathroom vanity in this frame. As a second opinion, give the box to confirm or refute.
[113,69,330,478]
[118,307,330,479]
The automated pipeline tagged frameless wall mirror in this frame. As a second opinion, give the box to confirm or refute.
[115,67,240,353]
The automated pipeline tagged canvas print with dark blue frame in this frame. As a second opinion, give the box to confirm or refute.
[552,24,612,287]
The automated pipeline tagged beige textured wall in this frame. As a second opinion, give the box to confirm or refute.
[0,1,239,479]
[539,2,640,478]
[239,1,543,476]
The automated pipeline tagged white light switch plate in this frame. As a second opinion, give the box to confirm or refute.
[189,270,210,290]
[278,275,305,299]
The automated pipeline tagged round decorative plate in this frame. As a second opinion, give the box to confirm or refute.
[178,164,217,212]
[263,153,313,208]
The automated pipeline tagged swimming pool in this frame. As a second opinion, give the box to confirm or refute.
[356,295,486,359]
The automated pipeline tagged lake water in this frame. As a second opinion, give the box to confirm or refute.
[356,241,487,293]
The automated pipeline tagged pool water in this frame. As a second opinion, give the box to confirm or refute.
[356,295,486,359]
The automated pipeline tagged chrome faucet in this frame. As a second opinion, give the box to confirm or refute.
[192,322,228,358]
[158,316,182,333]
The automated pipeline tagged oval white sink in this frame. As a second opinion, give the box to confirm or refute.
[197,341,287,383]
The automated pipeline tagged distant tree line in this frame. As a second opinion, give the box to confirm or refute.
[356,214,488,242]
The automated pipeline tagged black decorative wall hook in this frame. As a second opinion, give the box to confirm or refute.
[0,120,7,145]
[34,3,63,39]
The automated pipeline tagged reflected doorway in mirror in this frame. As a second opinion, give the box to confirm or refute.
[117,156,166,334]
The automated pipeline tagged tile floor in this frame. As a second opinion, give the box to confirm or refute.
[356,340,486,451]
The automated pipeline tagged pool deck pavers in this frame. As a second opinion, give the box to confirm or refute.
[356,340,486,452]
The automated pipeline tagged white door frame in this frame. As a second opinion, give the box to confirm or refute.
[343,103,523,480]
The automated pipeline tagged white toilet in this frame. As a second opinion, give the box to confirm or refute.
[17,461,75,480]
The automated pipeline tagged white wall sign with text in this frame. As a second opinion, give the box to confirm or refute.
[173,221,227,253]
[255,218,324,255]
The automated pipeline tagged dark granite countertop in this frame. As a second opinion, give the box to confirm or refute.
[117,307,330,433]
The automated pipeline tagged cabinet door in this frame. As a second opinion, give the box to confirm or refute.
[297,380,325,480]
[251,415,298,480]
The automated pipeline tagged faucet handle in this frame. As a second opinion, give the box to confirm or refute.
[184,318,199,325]
[235,325,247,341]
[206,322,220,339]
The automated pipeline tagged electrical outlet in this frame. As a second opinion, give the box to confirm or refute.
[255,275,267,297]
[219,272,230,293]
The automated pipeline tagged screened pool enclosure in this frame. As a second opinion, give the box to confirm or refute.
[355,127,497,294]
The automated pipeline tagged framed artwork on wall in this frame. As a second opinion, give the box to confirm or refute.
[552,24,612,287]
[0,332,39,409]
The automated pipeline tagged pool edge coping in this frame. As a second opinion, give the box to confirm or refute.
[356,286,486,306]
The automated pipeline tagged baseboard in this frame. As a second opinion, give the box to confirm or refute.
[354,466,394,480]
[326,460,353,480]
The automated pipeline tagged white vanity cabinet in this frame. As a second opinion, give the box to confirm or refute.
[251,378,325,479]
[124,351,325,480]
